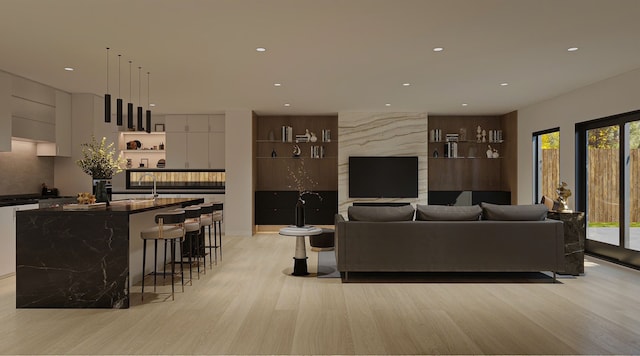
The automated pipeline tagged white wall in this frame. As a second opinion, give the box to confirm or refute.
[517,67,640,209]
[224,109,255,237]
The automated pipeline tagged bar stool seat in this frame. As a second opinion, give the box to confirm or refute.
[140,210,186,301]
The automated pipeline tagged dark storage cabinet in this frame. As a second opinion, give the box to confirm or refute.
[255,190,337,225]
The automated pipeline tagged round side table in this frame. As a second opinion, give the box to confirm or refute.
[279,226,323,276]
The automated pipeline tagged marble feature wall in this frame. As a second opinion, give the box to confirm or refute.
[338,112,428,215]
[0,140,54,195]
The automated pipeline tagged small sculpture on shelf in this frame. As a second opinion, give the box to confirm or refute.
[309,131,318,142]
[292,144,301,157]
[477,125,482,142]
[482,129,487,142]
[556,182,573,212]
[486,145,493,158]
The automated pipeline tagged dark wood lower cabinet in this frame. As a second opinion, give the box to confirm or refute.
[255,190,337,225]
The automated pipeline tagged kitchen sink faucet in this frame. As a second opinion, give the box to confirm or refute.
[137,173,158,199]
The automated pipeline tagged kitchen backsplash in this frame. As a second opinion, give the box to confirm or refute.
[0,140,54,195]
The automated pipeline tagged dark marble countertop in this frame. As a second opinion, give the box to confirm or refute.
[18,197,204,214]
[0,194,76,208]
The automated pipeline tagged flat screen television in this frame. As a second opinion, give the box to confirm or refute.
[348,156,418,198]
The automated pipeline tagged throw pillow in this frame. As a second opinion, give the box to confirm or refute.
[415,204,482,221]
[347,205,415,221]
[481,202,548,221]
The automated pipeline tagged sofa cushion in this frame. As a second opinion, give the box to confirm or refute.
[481,202,548,221]
[415,204,482,221]
[347,205,415,222]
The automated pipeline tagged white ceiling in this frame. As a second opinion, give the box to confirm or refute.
[1,0,640,116]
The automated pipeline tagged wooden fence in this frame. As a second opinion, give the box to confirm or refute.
[542,148,640,223]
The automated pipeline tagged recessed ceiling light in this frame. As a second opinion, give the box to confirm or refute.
[256,47,266,52]
[385,103,391,107]
[274,83,281,87]
[462,103,468,107]
[500,82,509,86]
[402,83,411,87]
[64,67,74,71]
[150,103,156,107]
[433,47,444,52]
[284,103,290,107]
[567,47,579,52]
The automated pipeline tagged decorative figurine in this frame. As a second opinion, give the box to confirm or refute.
[482,129,487,142]
[292,144,301,157]
[477,126,482,142]
[271,149,277,158]
[309,132,318,142]
[556,182,572,212]
[492,148,499,158]
[433,148,439,158]
[486,145,493,158]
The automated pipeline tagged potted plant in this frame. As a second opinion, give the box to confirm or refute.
[76,136,125,205]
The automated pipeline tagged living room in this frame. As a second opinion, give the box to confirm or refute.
[2,1,640,354]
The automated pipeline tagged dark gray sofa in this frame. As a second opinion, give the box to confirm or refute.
[334,203,565,281]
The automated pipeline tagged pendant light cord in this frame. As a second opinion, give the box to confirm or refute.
[106,47,109,93]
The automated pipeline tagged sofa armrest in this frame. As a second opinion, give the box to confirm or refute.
[334,214,346,270]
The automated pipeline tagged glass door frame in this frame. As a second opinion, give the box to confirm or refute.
[532,127,559,204]
[576,109,640,267]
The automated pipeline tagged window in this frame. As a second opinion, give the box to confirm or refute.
[532,128,559,204]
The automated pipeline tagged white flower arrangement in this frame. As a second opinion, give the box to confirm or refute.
[76,136,126,178]
[287,158,321,202]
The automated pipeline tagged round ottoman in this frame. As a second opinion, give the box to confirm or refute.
[309,228,334,251]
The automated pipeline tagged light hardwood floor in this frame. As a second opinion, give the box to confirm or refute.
[2,232,640,355]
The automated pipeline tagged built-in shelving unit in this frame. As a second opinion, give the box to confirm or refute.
[428,114,517,204]
[254,115,338,225]
[118,131,166,169]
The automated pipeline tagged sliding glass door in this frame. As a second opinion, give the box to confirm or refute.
[577,110,640,266]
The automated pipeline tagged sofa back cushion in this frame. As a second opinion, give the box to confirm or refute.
[347,205,415,222]
[481,202,548,221]
[415,204,482,221]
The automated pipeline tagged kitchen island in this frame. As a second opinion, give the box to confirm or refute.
[15,197,203,309]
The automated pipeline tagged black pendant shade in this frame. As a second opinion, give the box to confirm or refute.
[116,98,123,126]
[127,103,134,129]
[146,110,151,133]
[137,106,143,131]
[104,94,111,123]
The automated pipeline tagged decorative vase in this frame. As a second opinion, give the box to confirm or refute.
[92,178,111,206]
[295,198,305,227]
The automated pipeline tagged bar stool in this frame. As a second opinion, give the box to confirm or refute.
[182,205,203,280]
[140,210,186,301]
[198,203,216,268]
[212,202,223,262]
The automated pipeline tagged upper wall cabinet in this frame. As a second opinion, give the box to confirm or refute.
[165,114,226,169]
[0,72,11,151]
[10,76,56,142]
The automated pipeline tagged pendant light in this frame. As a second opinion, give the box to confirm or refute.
[146,71,152,133]
[104,47,111,123]
[116,55,123,126]
[137,66,144,131]
[127,60,134,129]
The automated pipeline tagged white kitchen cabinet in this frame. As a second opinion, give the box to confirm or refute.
[164,114,226,169]
[54,90,72,156]
[0,203,39,277]
[0,72,11,152]
[209,132,225,169]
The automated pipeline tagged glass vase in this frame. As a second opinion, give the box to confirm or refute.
[92,178,111,206]
[295,198,305,227]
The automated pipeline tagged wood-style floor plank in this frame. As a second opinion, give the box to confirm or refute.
[1,232,640,355]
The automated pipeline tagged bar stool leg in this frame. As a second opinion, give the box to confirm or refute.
[141,239,147,301]
[179,239,185,291]
[163,240,168,279]
[170,238,175,300]
[207,224,213,268]
[213,222,219,265]
[218,221,222,261]
[153,240,158,292]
